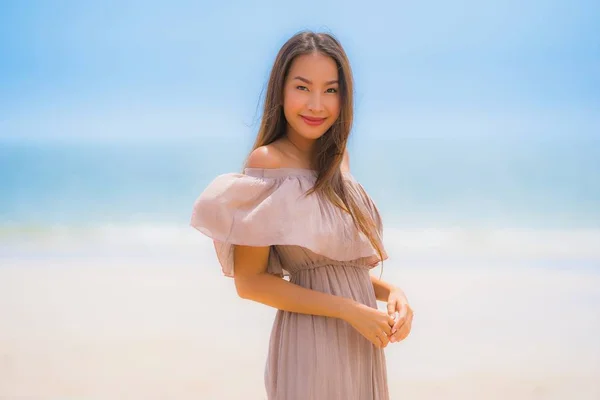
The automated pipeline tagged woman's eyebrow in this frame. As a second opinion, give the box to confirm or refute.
[293,76,339,85]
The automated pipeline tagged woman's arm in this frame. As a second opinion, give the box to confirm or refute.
[234,244,354,319]
[370,274,400,302]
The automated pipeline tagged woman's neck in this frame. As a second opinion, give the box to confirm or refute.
[281,131,317,168]
[284,132,315,154]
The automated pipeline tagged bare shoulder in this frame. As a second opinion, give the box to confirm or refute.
[341,148,350,173]
[245,145,284,169]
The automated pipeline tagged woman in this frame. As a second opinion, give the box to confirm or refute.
[191,31,414,400]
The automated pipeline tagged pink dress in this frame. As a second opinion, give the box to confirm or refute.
[190,167,390,400]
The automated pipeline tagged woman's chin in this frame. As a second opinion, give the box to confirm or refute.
[293,125,332,140]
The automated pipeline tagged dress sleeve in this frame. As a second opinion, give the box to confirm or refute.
[189,172,290,277]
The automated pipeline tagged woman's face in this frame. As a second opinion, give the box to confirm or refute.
[283,52,341,140]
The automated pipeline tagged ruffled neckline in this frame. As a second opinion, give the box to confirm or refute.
[244,167,355,180]
[191,166,386,277]
[244,167,317,178]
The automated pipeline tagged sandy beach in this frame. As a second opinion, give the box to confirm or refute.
[1,229,599,399]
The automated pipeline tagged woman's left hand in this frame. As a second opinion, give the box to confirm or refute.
[386,288,414,343]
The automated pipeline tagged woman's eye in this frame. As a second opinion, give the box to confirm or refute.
[296,85,308,91]
[326,88,338,93]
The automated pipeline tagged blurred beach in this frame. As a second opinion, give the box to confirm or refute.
[1,136,600,399]
[1,224,600,399]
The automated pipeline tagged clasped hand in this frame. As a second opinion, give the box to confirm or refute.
[386,289,413,344]
[344,288,414,349]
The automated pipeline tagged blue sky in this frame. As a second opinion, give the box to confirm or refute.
[0,0,598,142]
[0,1,599,229]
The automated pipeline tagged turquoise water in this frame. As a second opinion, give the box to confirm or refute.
[1,136,598,229]
[1,136,599,267]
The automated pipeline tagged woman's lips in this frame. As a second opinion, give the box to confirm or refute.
[300,115,326,126]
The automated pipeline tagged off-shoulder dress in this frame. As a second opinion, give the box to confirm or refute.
[190,167,390,400]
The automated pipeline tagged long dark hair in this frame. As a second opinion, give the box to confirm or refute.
[244,31,385,269]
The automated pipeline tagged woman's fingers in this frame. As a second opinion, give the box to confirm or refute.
[369,334,383,348]
[386,301,396,316]
[370,313,395,348]
[373,331,389,348]
[382,319,393,335]
[396,317,412,341]
[388,314,396,328]
[390,312,413,343]
[392,304,410,333]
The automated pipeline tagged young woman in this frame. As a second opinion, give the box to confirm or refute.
[191,31,414,400]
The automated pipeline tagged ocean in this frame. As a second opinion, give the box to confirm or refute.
[1,135,599,266]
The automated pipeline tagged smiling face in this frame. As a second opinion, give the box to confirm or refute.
[283,52,341,140]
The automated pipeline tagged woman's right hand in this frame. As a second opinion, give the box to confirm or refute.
[341,302,395,348]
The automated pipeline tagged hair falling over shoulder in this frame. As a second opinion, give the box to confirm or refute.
[244,30,386,274]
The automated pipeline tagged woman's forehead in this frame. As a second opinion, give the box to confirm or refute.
[287,53,338,83]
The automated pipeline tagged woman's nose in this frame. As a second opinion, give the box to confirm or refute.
[307,93,324,112]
